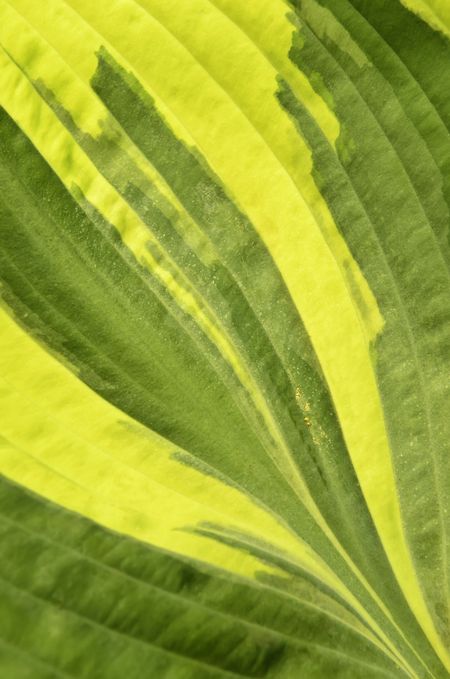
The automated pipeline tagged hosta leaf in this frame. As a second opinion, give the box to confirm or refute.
[0,0,449,677]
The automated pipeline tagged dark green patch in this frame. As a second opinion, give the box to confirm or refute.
[0,476,401,679]
[283,0,450,672]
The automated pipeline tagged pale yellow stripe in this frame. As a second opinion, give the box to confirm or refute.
[207,0,340,144]
[135,0,383,343]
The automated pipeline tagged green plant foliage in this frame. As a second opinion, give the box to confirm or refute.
[0,1,449,677]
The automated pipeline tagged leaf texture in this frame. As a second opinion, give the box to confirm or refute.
[0,1,449,677]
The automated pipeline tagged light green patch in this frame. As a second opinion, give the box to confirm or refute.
[296,0,368,68]
[400,0,450,39]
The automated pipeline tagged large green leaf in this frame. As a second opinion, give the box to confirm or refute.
[0,0,449,676]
